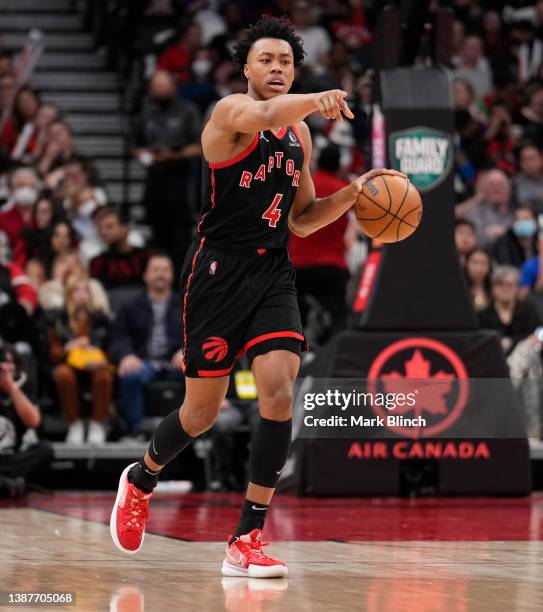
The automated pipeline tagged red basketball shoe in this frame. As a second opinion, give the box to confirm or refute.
[222,529,288,578]
[110,462,152,554]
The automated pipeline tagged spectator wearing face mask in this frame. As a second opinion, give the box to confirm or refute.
[157,22,202,85]
[0,167,40,250]
[494,206,538,268]
[132,70,201,267]
[178,48,218,116]
[513,144,543,214]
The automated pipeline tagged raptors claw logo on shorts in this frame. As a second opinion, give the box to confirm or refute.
[202,336,229,363]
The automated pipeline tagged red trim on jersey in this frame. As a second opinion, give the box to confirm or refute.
[291,124,306,160]
[182,236,206,371]
[242,331,305,353]
[197,364,235,377]
[208,133,259,168]
[271,127,287,139]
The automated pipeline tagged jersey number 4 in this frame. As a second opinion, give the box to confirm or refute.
[262,194,283,228]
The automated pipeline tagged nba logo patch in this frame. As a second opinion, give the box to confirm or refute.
[209,260,218,275]
[288,132,300,147]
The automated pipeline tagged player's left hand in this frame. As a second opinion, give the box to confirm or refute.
[349,168,408,200]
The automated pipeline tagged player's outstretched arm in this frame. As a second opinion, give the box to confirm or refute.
[210,90,353,134]
[288,123,405,237]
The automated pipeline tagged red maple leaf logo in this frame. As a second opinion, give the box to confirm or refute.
[381,349,454,417]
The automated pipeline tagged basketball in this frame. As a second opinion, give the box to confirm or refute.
[355,173,423,243]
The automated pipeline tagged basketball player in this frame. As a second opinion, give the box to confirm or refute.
[111,16,403,578]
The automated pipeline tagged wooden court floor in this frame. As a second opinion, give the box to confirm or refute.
[2,493,543,611]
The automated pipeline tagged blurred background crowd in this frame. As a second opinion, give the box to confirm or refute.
[1,0,543,494]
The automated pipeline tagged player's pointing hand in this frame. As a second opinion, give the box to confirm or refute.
[314,90,354,122]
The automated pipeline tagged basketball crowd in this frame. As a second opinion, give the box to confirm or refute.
[1,0,543,495]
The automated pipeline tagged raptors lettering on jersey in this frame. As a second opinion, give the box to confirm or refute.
[198,125,305,249]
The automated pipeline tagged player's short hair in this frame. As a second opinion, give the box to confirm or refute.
[233,16,305,72]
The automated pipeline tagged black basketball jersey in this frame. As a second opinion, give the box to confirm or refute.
[198,125,305,249]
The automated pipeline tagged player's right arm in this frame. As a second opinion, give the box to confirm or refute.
[210,90,353,134]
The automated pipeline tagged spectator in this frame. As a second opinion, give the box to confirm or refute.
[0,241,37,318]
[513,144,543,213]
[39,252,109,314]
[519,247,543,299]
[31,104,59,161]
[464,248,493,312]
[0,167,40,250]
[41,221,78,277]
[494,206,537,268]
[8,88,40,161]
[484,104,516,176]
[291,0,332,74]
[289,145,350,343]
[454,109,487,177]
[461,169,514,248]
[480,266,543,441]
[450,18,465,61]
[132,70,201,265]
[13,195,66,268]
[36,121,76,177]
[479,265,541,355]
[108,254,183,438]
[178,47,219,116]
[515,85,543,149]
[453,78,485,123]
[157,21,202,85]
[89,207,152,296]
[455,218,477,264]
[454,35,493,100]
[0,344,53,498]
[47,275,113,445]
[481,10,509,65]
[511,20,542,83]
[54,157,104,209]
[0,73,17,154]
[0,50,13,79]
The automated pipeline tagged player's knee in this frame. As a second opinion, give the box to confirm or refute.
[181,401,222,437]
[259,380,294,420]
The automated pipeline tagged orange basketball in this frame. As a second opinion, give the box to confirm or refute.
[355,173,422,243]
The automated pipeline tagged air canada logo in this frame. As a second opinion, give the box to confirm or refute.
[367,338,468,438]
[202,336,229,363]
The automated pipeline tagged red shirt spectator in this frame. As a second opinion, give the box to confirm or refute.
[0,206,28,249]
[289,170,349,269]
[2,261,37,311]
[0,167,40,249]
[157,23,202,85]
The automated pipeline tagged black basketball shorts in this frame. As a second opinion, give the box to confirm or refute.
[180,238,305,377]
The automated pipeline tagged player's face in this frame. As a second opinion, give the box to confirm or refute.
[244,38,295,100]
